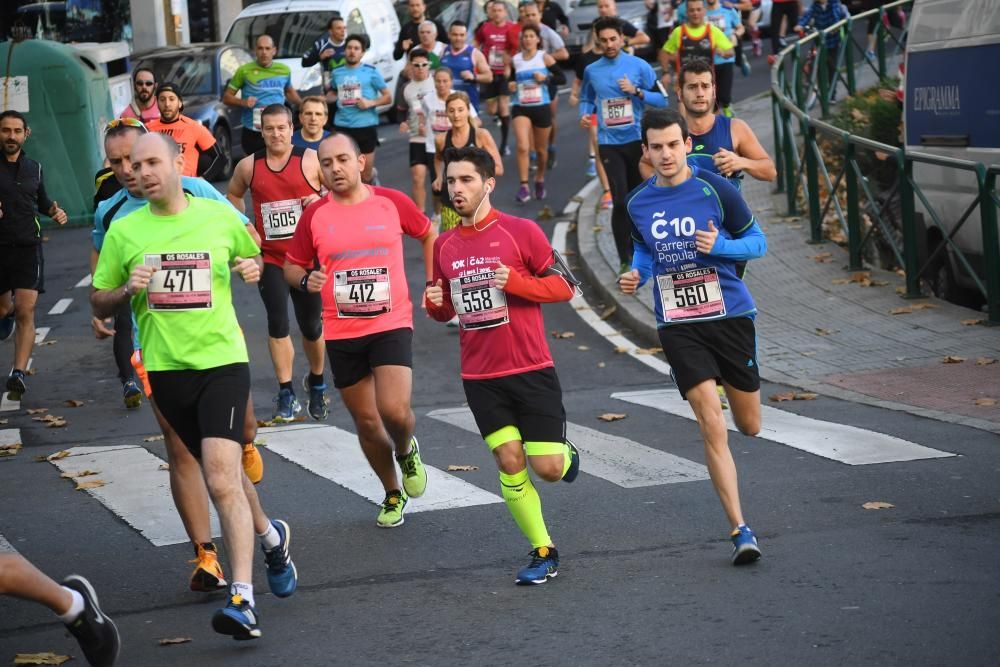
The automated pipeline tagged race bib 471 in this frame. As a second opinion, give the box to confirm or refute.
[145,252,213,311]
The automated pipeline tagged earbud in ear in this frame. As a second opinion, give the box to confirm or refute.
[485,183,493,194]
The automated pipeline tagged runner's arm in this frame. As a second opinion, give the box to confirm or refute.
[703,176,767,260]
[578,71,596,116]
[501,266,575,303]
[285,84,303,106]
[730,119,777,182]
[628,28,651,48]
[301,37,323,67]
[473,50,494,83]
[424,238,456,321]
[419,228,438,284]
[197,142,226,181]
[475,130,505,177]
[713,27,735,58]
[630,241,654,287]
[226,157,253,212]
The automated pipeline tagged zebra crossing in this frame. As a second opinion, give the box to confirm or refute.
[0,390,956,552]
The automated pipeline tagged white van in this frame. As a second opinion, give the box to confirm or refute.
[225,0,403,111]
[904,0,1000,303]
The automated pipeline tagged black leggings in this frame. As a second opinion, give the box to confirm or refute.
[258,262,323,340]
[715,62,735,109]
[770,1,800,55]
[598,141,645,267]
[112,302,134,383]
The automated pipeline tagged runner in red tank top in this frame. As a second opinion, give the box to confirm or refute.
[423,145,582,585]
[226,103,329,423]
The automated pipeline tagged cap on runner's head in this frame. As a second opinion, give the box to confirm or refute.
[156,82,184,103]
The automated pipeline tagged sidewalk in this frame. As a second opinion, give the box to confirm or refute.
[572,92,1000,435]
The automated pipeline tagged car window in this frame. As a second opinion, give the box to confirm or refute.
[139,54,214,96]
[346,7,367,35]
[220,48,252,88]
[227,12,341,58]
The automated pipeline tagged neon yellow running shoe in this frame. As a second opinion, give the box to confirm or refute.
[376,490,407,528]
[396,436,427,498]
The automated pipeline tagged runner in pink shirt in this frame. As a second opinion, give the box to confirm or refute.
[284,132,438,529]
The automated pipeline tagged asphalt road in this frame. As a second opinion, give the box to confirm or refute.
[1,67,998,666]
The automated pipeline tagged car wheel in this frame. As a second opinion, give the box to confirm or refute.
[927,246,958,302]
[213,123,234,181]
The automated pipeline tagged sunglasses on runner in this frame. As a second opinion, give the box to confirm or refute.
[104,117,148,134]
[135,80,156,87]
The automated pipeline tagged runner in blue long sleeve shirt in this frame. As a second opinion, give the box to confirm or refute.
[577,16,667,271]
[618,108,765,568]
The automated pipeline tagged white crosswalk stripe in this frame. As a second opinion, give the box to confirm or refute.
[0,533,16,553]
[75,273,92,288]
[47,298,73,315]
[260,422,503,511]
[613,388,956,465]
[48,445,221,547]
[427,407,709,487]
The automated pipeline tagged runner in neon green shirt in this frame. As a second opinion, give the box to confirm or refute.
[91,133,297,641]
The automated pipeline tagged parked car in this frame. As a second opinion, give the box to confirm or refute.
[225,0,403,114]
[133,43,254,179]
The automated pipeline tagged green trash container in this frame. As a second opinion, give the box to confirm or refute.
[0,38,114,227]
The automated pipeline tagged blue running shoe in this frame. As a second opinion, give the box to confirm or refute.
[562,440,580,483]
[6,370,26,401]
[212,594,261,640]
[273,388,301,423]
[0,313,14,341]
[123,379,142,409]
[302,374,329,421]
[731,524,761,565]
[516,546,559,585]
[262,519,297,598]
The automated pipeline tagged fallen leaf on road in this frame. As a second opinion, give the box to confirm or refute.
[599,305,617,320]
[592,225,604,232]
[158,463,170,471]
[942,356,965,364]
[0,443,23,457]
[831,279,850,285]
[567,223,577,232]
[446,465,479,472]
[635,347,662,355]
[26,368,37,376]
[849,271,871,283]
[975,357,997,366]
[867,280,889,287]
[537,205,553,220]
[46,450,70,461]
[613,346,630,354]
[895,287,906,295]
[960,318,984,326]
[889,306,913,315]
[158,637,192,646]
[598,413,627,422]
[75,479,106,490]
[38,340,58,346]
[13,654,72,665]
[551,331,576,339]
[577,345,590,351]
[911,303,937,310]
[26,408,48,415]
[143,435,165,442]
[811,252,833,262]
[60,470,99,479]
[794,392,819,400]
[862,501,894,510]
[815,328,835,336]
[63,399,85,407]
[769,392,796,402]
[46,418,68,428]
[973,398,997,407]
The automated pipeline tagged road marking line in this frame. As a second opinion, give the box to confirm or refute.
[0,428,21,446]
[561,178,602,217]
[0,533,15,553]
[612,388,956,466]
[35,327,50,344]
[47,298,73,315]
[47,445,220,547]
[263,424,503,511]
[75,274,92,288]
[428,407,709,487]
[1,358,33,412]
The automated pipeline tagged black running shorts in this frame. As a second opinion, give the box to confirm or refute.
[335,125,380,154]
[463,367,566,444]
[409,143,431,167]
[324,327,413,389]
[511,104,552,128]
[657,317,760,399]
[481,74,509,100]
[0,245,44,294]
[147,363,251,457]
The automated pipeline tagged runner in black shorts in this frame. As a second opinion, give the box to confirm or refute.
[424,146,581,585]
[619,108,766,567]
[92,132,297,640]
[0,110,67,401]
[284,132,436,529]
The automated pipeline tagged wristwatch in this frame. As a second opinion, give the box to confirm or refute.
[300,271,312,292]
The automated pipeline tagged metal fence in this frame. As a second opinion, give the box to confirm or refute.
[769,0,1000,325]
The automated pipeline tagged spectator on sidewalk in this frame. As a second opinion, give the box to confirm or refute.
[795,0,849,98]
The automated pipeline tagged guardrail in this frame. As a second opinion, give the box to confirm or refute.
[769,0,1000,325]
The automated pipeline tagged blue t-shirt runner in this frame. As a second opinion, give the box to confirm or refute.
[626,165,766,326]
[330,64,388,129]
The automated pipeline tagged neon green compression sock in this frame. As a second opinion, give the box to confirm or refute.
[498,468,551,548]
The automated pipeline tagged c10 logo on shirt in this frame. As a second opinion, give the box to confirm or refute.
[652,216,696,239]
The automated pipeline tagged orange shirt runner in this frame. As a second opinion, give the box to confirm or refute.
[146,115,217,177]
